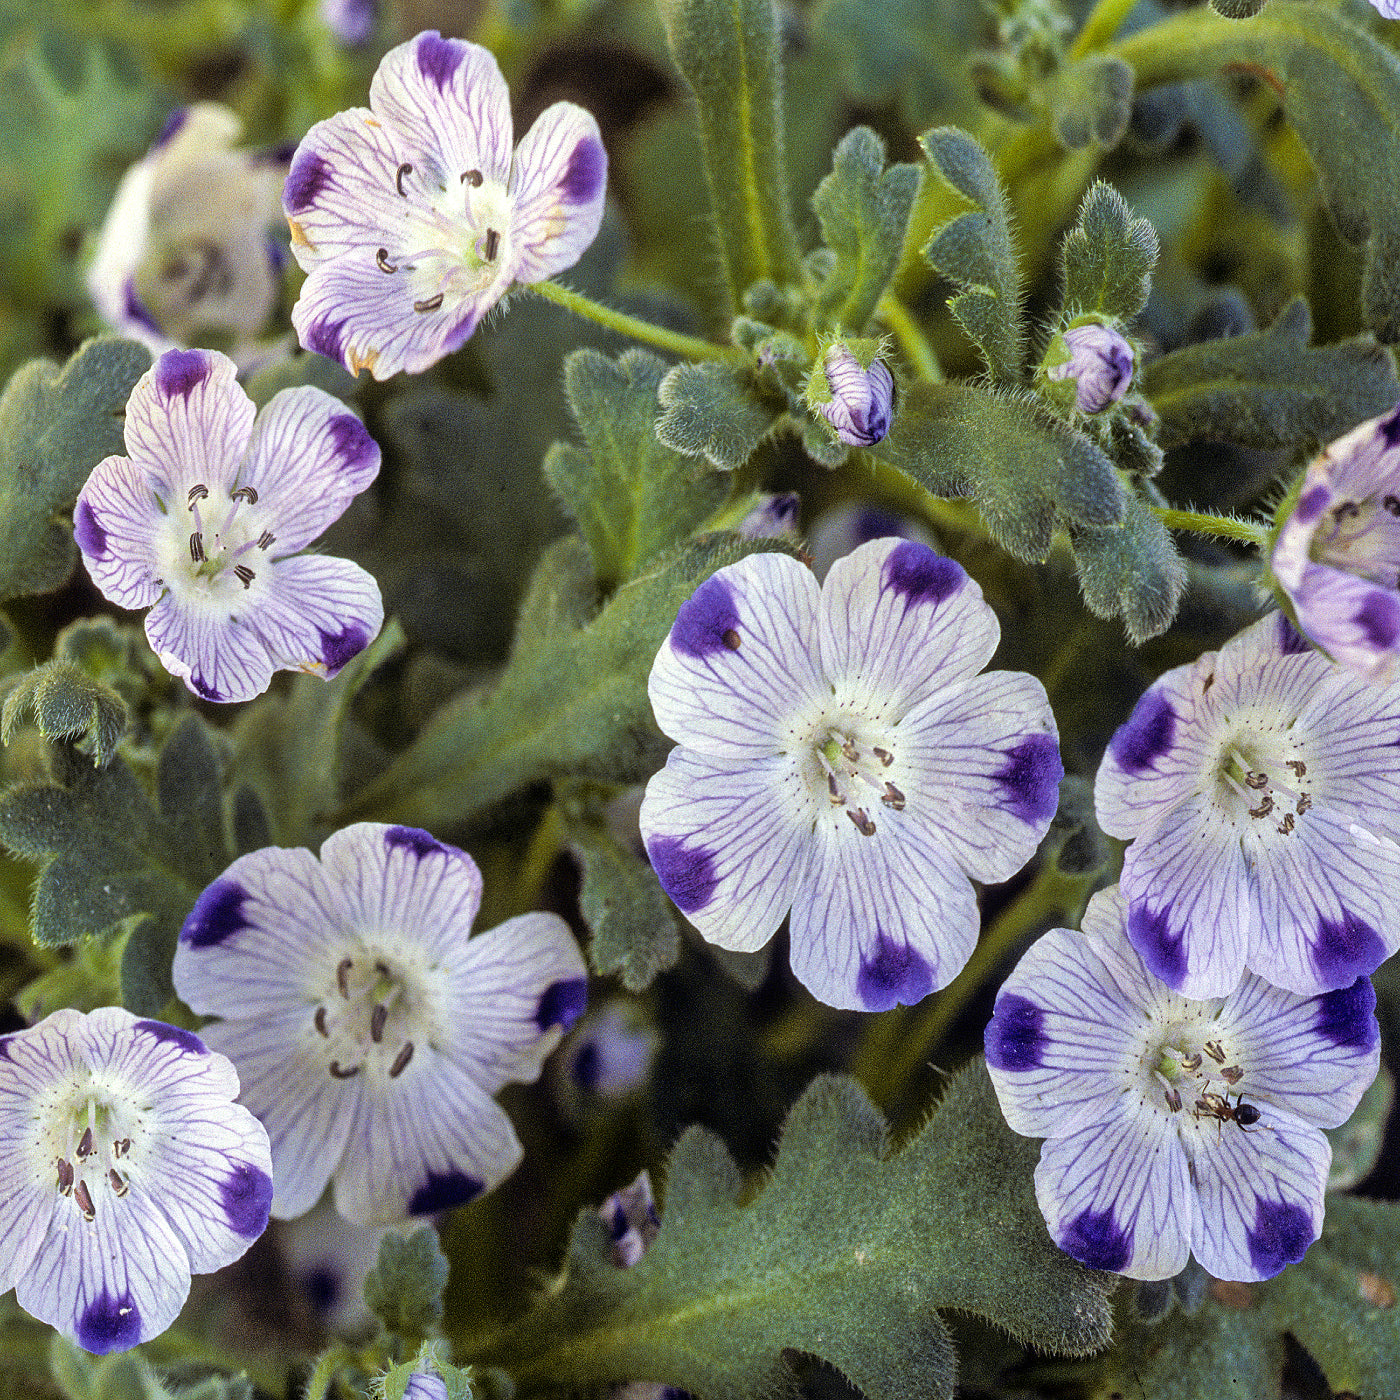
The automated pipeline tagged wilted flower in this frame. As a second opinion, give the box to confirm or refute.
[1095,611,1400,998]
[74,348,384,703]
[808,341,894,447]
[283,30,608,378]
[640,539,1062,1011]
[1271,402,1400,682]
[0,1007,272,1353]
[986,885,1379,1281]
[1045,321,1134,413]
[171,822,588,1225]
[87,104,290,363]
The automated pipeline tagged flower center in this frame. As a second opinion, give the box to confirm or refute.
[1312,493,1400,586]
[51,1092,139,1223]
[183,482,275,592]
[311,952,418,1081]
[814,725,906,838]
[1215,745,1312,837]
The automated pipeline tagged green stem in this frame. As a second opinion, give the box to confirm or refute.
[1148,504,1269,548]
[524,280,737,363]
[1069,0,1143,59]
[877,293,943,382]
[303,1344,353,1400]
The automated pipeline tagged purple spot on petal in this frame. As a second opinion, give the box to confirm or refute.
[1295,484,1331,526]
[561,136,606,204]
[385,825,449,859]
[1128,901,1187,988]
[304,316,349,366]
[416,32,464,91]
[853,507,903,543]
[985,992,1046,1070]
[152,108,188,151]
[77,1291,142,1354]
[318,624,368,676]
[994,733,1064,824]
[669,574,740,659]
[856,932,933,1011]
[1381,406,1400,448]
[284,149,333,215]
[155,349,212,401]
[191,673,225,703]
[536,977,588,1032]
[1312,911,1387,988]
[647,835,719,915]
[1061,1207,1131,1273]
[1355,591,1400,649]
[882,541,964,609]
[1246,1198,1315,1278]
[221,1162,273,1237]
[1276,613,1310,655]
[1109,688,1176,773]
[134,1020,207,1055]
[1313,976,1378,1053]
[181,878,251,948]
[122,279,162,336]
[326,412,378,472]
[408,1168,483,1215]
[74,498,108,559]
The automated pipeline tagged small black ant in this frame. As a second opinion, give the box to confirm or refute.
[1194,1091,1262,1131]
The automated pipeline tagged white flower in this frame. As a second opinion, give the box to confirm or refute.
[0,1007,271,1353]
[639,538,1062,1011]
[171,822,588,1225]
[1095,611,1400,997]
[985,885,1380,1281]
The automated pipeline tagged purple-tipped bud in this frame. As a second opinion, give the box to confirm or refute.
[737,492,801,540]
[812,345,894,447]
[403,1375,448,1400]
[1046,323,1134,413]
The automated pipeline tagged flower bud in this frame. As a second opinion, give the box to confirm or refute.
[807,341,894,447]
[1044,321,1134,413]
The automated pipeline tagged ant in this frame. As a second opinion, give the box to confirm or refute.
[1194,1091,1262,1131]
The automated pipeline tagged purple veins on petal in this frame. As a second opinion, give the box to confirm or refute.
[561,136,606,204]
[1276,613,1310,655]
[881,541,964,610]
[181,878,252,948]
[536,977,588,1032]
[284,150,334,216]
[155,349,213,401]
[1109,688,1176,772]
[74,499,108,559]
[1246,1198,1315,1278]
[669,574,741,659]
[1060,1206,1132,1273]
[647,835,719,915]
[855,932,933,1011]
[134,1020,207,1055]
[1313,976,1379,1052]
[77,1290,143,1355]
[221,1162,274,1237]
[384,825,449,859]
[984,993,1046,1071]
[408,1168,483,1215]
[1128,900,1188,988]
[994,733,1064,824]
[304,315,350,366]
[415,32,464,90]
[1312,911,1387,988]
[318,623,368,674]
[1354,591,1400,649]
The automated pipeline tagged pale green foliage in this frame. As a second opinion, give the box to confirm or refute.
[654,361,781,472]
[478,1063,1116,1398]
[1048,56,1134,151]
[1,661,128,767]
[1327,1063,1394,1192]
[1144,297,1400,451]
[380,1345,473,1400]
[1059,181,1159,324]
[365,1228,450,1346]
[49,1338,172,1400]
[1071,492,1188,644]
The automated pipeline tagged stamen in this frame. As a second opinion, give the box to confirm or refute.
[258,531,276,550]
[108,1169,129,1197]
[1204,1040,1226,1064]
[314,1006,329,1037]
[881,781,906,810]
[337,957,354,998]
[1164,1087,1182,1112]
[1277,813,1295,836]
[370,1002,388,1043]
[76,1127,93,1159]
[721,628,741,650]
[1180,1052,1202,1071]
[113,1138,130,1158]
[56,1158,74,1193]
[1287,759,1307,777]
[827,773,843,804]
[390,1042,415,1077]
[189,532,205,563]
[187,484,209,503]
[376,248,398,273]
[328,1061,360,1079]
[1244,771,1269,790]
[1249,795,1274,819]
[1222,1065,1243,1084]
[1335,501,1361,522]
[1387,496,1400,517]
[414,293,445,313]
[396,163,413,196]
[846,808,877,836]
[231,486,259,504]
[234,564,255,589]
[462,169,483,186]
[872,747,893,766]
[484,228,500,261]
[74,1179,96,1221]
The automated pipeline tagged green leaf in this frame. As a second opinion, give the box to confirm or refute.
[364,1226,450,1346]
[1327,1063,1393,1192]
[347,535,799,831]
[873,380,1124,562]
[0,660,128,767]
[1048,55,1135,151]
[811,127,922,335]
[479,1063,1116,1398]
[657,0,802,309]
[547,350,730,587]
[654,360,781,473]
[919,127,1024,382]
[1070,491,1188,643]
[0,714,231,1015]
[1060,180,1159,324]
[0,338,151,601]
[1142,296,1400,451]
[49,1339,169,1400]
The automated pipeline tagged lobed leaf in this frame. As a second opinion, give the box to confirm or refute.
[1060,180,1159,324]
[1070,491,1188,644]
[364,1227,450,1345]
[654,360,781,473]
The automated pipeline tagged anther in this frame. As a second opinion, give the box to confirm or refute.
[390,1042,415,1077]
[414,293,444,313]
[827,773,842,804]
[1164,1088,1182,1112]
[842,739,860,763]
[258,531,276,550]
[1335,501,1361,522]
[76,1127,93,1160]
[721,628,741,650]
[462,169,483,186]
[329,1061,360,1079]
[376,248,398,273]
[1180,1053,1201,1071]
[108,1169,128,1198]
[1204,1040,1226,1064]
[872,747,893,766]
[370,1002,388,1043]
[396,163,413,196]
[1245,771,1269,790]
[847,808,877,836]
[113,1138,130,1158]
[234,564,255,589]
[484,228,500,261]
[1296,794,1312,814]
[314,1006,329,1037]
[231,486,259,504]
[881,781,906,810]
[1386,496,1400,517]
[1277,813,1295,836]
[1249,795,1274,819]
[187,484,209,504]
[74,1179,96,1221]
[189,532,205,562]
[1287,759,1307,777]
[56,1158,74,1193]
[1202,672,1214,695]
[1222,1065,1243,1084]
[337,957,353,998]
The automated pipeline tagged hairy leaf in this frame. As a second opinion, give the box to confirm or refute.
[1060,181,1159,324]
[1,661,128,767]
[654,360,781,473]
[1071,492,1188,644]
[365,1227,450,1345]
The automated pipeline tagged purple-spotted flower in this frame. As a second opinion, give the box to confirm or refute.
[1095,611,1400,999]
[1271,402,1400,682]
[74,348,383,704]
[806,341,894,447]
[985,885,1380,1281]
[0,1007,272,1354]
[87,105,290,363]
[1044,321,1134,414]
[282,30,608,379]
[170,822,588,1226]
[639,538,1063,1012]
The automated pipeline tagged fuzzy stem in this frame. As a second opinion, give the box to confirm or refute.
[525,281,737,363]
[1070,0,1142,59]
[1149,505,1269,548]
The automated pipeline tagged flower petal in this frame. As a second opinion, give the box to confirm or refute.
[249,554,384,681]
[1287,563,1400,683]
[74,455,166,609]
[1297,665,1400,838]
[144,591,276,703]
